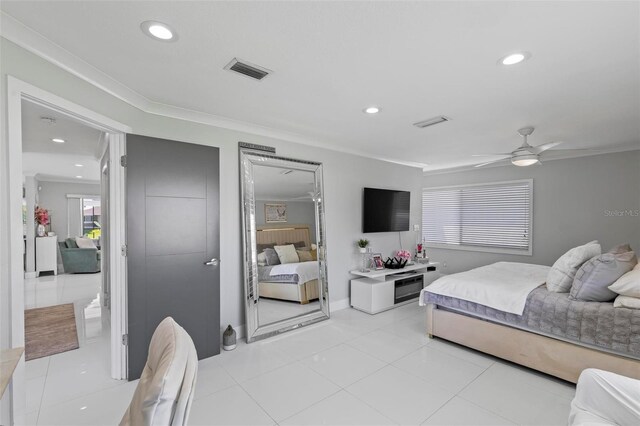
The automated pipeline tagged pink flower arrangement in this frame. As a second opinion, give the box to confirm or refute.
[396,250,412,260]
[34,206,49,226]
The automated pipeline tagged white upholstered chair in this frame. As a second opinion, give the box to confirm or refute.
[569,368,640,426]
[120,317,198,426]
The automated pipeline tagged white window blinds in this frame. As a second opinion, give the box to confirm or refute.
[422,180,532,254]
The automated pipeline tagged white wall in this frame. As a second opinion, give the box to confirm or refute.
[0,37,422,358]
[423,151,640,274]
[37,180,101,241]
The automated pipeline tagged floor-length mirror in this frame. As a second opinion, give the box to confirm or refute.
[240,149,329,342]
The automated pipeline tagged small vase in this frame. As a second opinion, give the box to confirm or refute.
[359,247,367,254]
[223,325,236,351]
[36,224,46,237]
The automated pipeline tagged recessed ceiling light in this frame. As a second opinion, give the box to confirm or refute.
[75,175,83,179]
[52,138,65,143]
[140,21,177,42]
[363,106,380,114]
[499,52,531,65]
[75,164,84,167]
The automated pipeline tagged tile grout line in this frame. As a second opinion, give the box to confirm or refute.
[453,394,518,425]
[33,357,51,426]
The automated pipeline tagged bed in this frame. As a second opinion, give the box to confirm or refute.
[256,224,319,304]
[421,262,640,383]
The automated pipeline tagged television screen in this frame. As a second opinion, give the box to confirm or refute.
[363,187,411,233]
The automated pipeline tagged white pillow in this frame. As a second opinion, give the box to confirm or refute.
[75,236,96,249]
[613,295,640,309]
[257,252,267,267]
[546,241,601,293]
[274,244,299,264]
[608,268,640,298]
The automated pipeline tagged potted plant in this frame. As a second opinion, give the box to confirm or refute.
[357,239,369,253]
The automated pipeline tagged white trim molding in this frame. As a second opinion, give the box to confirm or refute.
[5,76,131,423]
[423,145,640,175]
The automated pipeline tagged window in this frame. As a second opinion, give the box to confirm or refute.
[422,179,532,255]
[82,197,101,239]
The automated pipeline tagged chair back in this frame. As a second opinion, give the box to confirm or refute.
[120,317,198,426]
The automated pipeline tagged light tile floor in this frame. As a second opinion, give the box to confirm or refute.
[23,280,576,425]
[258,299,320,327]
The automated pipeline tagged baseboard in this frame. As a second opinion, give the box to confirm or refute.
[24,272,36,279]
[221,299,349,345]
[219,323,246,344]
[330,297,350,312]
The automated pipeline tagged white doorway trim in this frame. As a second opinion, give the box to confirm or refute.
[6,76,131,422]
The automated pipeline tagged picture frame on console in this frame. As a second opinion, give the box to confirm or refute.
[372,253,384,270]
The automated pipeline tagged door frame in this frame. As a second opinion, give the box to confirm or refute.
[5,76,131,421]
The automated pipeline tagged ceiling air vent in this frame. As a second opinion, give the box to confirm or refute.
[224,58,271,81]
[413,116,451,128]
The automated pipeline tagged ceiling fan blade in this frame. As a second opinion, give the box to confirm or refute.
[474,158,510,168]
[472,154,511,157]
[543,148,600,155]
[531,141,562,154]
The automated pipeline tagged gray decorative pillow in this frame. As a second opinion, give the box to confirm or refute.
[296,249,313,262]
[608,243,632,254]
[263,248,281,266]
[289,241,307,248]
[546,241,601,293]
[569,251,638,302]
[257,243,275,253]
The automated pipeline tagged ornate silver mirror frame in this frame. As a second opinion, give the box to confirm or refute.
[240,149,329,343]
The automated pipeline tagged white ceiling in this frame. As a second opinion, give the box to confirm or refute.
[22,101,103,183]
[254,165,315,201]
[3,1,639,170]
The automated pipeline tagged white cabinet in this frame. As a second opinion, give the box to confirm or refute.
[36,236,58,277]
[349,263,440,314]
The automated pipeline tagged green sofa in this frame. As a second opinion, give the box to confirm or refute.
[58,238,101,273]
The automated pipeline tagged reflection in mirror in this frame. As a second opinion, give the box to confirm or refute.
[254,166,319,326]
[240,150,329,342]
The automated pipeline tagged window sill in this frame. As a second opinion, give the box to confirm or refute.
[427,243,532,256]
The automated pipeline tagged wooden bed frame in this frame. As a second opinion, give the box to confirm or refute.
[256,224,319,304]
[426,303,640,383]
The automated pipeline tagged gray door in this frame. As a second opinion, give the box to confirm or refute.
[126,134,220,380]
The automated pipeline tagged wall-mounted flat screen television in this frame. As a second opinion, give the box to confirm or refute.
[363,187,410,233]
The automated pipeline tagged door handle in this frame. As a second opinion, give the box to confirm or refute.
[204,258,219,266]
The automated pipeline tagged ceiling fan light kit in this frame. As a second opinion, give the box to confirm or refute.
[511,155,539,167]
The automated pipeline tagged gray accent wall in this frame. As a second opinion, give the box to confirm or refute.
[423,151,640,274]
[255,200,317,243]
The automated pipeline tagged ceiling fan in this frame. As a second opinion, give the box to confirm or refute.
[473,127,588,167]
[290,191,320,201]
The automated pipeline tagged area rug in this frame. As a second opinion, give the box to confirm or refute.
[25,303,79,361]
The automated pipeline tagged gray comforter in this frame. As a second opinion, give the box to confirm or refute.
[257,265,299,284]
[424,287,640,359]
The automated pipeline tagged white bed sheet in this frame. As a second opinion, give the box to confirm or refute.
[419,261,550,315]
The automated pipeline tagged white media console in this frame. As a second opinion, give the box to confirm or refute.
[349,262,440,314]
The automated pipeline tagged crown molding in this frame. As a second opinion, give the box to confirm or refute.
[35,174,101,185]
[1,11,427,170]
[423,144,640,176]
